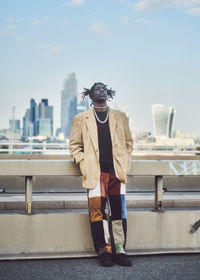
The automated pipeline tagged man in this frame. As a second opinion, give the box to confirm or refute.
[69,82,133,267]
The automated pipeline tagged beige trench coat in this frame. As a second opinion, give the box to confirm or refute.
[69,108,133,189]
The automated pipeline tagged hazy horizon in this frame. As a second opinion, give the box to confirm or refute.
[1,0,200,136]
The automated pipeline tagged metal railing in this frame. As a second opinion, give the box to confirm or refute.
[0,142,69,154]
[0,159,200,214]
[0,142,199,155]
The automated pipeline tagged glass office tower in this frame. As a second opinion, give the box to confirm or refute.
[60,73,78,138]
[152,104,176,138]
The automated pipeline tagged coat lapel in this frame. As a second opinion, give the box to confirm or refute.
[85,109,99,151]
[85,108,118,149]
[109,108,118,142]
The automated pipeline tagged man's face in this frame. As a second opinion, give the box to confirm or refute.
[92,83,108,103]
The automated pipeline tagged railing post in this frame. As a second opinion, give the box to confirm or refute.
[25,176,33,214]
[153,175,164,212]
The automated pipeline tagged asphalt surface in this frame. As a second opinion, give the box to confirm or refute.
[1,254,200,280]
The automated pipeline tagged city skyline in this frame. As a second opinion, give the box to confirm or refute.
[1,0,200,136]
[23,98,53,138]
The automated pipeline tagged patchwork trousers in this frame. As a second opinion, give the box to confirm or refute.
[88,172,127,256]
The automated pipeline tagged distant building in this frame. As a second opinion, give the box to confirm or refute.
[9,120,20,134]
[36,119,52,137]
[9,119,21,140]
[61,73,78,138]
[0,129,10,140]
[23,108,31,138]
[77,98,90,114]
[55,128,62,137]
[23,99,53,138]
[152,104,176,138]
[37,99,53,137]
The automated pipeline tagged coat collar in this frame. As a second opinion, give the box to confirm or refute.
[85,108,118,148]
[85,109,98,151]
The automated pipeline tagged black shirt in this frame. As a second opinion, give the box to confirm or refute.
[95,110,114,173]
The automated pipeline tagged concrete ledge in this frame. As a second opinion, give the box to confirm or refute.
[1,210,200,260]
[0,154,200,160]
[1,193,200,210]
[1,159,200,176]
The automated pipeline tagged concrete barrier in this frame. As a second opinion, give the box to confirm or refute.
[1,210,200,260]
[1,158,200,259]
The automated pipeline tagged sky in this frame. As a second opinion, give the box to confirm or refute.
[0,0,200,136]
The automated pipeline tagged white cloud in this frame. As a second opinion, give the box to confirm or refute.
[172,0,200,8]
[8,17,24,23]
[8,17,15,23]
[121,15,151,24]
[135,18,151,24]
[18,17,24,22]
[133,0,200,12]
[69,0,85,6]
[61,1,84,7]
[60,2,68,7]
[133,0,169,11]
[188,7,200,15]
[121,15,132,24]
[0,24,17,34]
[38,44,62,56]
[0,26,23,43]
[32,16,48,26]
[61,20,71,25]
[9,32,24,43]
[89,21,108,35]
[32,19,41,26]
[0,19,24,42]
[6,24,16,30]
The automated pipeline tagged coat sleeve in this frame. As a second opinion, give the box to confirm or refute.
[69,115,84,164]
[121,112,133,173]
[122,112,133,156]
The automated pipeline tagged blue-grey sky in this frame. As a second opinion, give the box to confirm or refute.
[1,0,200,136]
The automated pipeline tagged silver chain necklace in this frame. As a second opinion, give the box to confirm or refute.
[93,105,108,109]
[93,108,109,124]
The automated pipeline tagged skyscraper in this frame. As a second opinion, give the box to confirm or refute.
[61,73,78,138]
[23,108,32,137]
[36,99,53,137]
[152,104,176,138]
[23,99,53,138]
[77,97,90,114]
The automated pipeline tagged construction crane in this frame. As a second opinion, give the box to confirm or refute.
[9,106,15,154]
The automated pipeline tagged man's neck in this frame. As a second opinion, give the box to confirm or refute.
[93,102,108,112]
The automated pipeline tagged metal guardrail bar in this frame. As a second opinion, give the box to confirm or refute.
[154,176,164,212]
[25,176,33,214]
[0,142,199,155]
[0,142,68,146]
[1,159,200,214]
[0,142,69,155]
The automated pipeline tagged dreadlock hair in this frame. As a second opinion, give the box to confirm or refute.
[81,82,116,106]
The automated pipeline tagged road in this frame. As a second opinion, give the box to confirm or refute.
[1,254,200,280]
